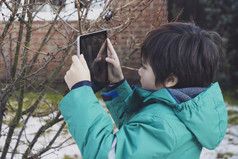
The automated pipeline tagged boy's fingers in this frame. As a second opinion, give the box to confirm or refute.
[106,57,117,66]
[72,55,79,61]
[107,49,112,58]
[72,55,80,64]
[98,40,106,56]
[72,55,83,69]
[94,57,102,62]
[107,38,117,58]
[79,54,88,69]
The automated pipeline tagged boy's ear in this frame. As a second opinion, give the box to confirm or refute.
[164,74,178,88]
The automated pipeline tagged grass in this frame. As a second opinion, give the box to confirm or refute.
[223,90,238,106]
[63,154,80,159]
[217,152,234,159]
[228,110,238,116]
[2,88,63,128]
[223,91,238,126]
[228,116,238,125]
[227,109,238,126]
[6,88,63,120]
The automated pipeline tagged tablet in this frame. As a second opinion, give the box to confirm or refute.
[77,30,109,85]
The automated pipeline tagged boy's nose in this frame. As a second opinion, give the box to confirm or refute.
[138,67,142,76]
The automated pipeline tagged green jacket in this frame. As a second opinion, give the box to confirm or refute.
[59,80,227,159]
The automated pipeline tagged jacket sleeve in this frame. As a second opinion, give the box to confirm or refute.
[101,80,133,129]
[59,85,115,159]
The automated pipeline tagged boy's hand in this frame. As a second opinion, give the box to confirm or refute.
[64,55,90,90]
[106,38,124,83]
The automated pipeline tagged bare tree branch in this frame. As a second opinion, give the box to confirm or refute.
[11,0,28,79]
[22,111,63,158]
[36,122,66,157]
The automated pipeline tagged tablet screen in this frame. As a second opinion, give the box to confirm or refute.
[77,30,109,85]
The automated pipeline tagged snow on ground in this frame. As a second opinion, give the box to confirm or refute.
[0,110,81,159]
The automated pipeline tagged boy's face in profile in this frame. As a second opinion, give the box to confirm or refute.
[138,61,164,90]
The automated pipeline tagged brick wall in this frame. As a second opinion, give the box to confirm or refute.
[0,0,167,84]
[0,21,78,81]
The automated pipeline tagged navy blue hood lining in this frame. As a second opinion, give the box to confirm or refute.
[131,84,206,104]
[168,87,206,103]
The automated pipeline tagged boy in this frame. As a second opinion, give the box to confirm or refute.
[59,22,227,159]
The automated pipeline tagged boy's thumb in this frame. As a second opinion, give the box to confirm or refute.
[80,54,88,69]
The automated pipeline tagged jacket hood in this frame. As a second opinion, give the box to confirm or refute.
[126,82,227,150]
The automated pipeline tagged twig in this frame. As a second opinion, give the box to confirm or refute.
[11,0,27,79]
[1,49,12,81]
[121,66,139,71]
[82,0,94,24]
[171,8,184,22]
[75,0,82,33]
[24,41,75,79]
[36,122,66,156]
[22,112,63,158]
[11,114,30,159]
[49,0,79,33]
[40,137,74,158]
[111,0,154,37]
[86,0,114,31]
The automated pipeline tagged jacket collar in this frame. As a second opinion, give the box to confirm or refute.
[125,86,178,112]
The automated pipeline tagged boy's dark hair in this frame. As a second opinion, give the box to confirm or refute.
[141,22,223,88]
